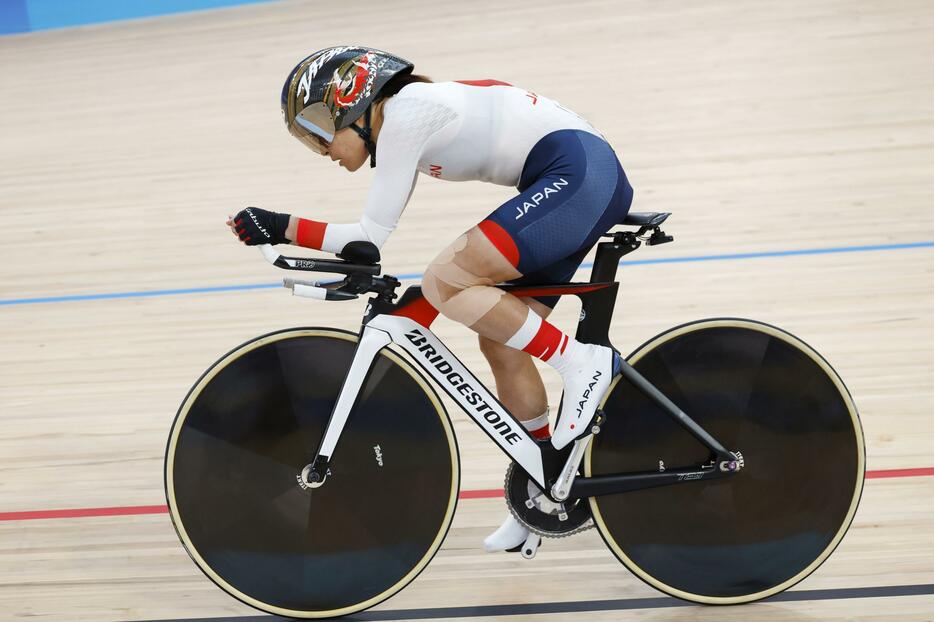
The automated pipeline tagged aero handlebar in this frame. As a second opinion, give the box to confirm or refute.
[259,244,389,302]
[259,244,381,276]
[282,277,359,301]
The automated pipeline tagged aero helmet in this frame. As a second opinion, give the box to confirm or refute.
[281,46,414,165]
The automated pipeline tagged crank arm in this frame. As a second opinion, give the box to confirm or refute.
[550,435,594,502]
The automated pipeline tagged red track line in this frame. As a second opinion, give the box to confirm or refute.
[864,466,934,479]
[458,488,503,500]
[2,467,931,523]
[0,504,169,522]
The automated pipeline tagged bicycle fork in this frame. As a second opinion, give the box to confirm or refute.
[300,326,391,488]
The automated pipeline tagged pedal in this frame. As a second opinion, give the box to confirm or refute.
[520,533,541,559]
[590,409,606,435]
[555,406,606,447]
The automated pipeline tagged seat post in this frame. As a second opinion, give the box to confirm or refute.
[575,232,641,348]
[590,232,640,283]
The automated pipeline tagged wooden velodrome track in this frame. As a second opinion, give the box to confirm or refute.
[1,0,933,620]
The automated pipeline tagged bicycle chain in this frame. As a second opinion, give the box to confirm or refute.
[503,462,594,539]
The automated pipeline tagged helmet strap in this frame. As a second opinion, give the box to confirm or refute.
[349,106,377,168]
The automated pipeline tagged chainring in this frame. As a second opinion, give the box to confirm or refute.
[504,462,593,538]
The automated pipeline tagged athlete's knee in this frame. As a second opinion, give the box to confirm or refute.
[425,279,504,327]
[422,232,507,326]
[420,267,445,310]
[421,243,481,311]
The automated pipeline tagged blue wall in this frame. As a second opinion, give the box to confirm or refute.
[0,0,276,35]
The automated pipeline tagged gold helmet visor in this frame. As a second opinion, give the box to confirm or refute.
[288,102,335,155]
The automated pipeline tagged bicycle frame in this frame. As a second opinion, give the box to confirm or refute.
[292,229,741,499]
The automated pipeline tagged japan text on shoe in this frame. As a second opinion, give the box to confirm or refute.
[551,343,621,450]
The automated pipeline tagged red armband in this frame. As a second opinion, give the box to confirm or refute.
[295,218,328,250]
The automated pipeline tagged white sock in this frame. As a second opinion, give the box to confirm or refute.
[522,408,550,439]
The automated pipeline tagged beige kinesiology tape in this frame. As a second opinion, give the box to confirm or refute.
[422,233,509,327]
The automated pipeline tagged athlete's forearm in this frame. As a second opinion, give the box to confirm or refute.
[289,215,393,253]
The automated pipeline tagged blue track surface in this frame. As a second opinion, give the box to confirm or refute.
[0,0,275,35]
[2,241,931,307]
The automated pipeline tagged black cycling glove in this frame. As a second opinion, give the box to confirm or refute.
[234,207,291,246]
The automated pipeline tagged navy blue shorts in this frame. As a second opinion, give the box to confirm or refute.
[481,129,633,308]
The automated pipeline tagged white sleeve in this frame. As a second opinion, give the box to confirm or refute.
[319,95,457,253]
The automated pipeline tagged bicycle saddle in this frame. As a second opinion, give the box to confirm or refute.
[621,211,670,227]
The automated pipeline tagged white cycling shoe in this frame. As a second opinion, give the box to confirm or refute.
[483,514,541,558]
[551,343,620,450]
[483,514,529,552]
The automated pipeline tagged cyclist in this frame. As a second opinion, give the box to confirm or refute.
[228,46,633,553]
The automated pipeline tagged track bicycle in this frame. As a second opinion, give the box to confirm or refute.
[165,212,865,618]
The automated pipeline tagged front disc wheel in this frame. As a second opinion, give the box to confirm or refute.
[165,328,460,618]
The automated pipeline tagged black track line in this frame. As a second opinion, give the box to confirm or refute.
[141,582,934,621]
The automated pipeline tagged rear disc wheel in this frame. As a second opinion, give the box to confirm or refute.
[586,318,864,603]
